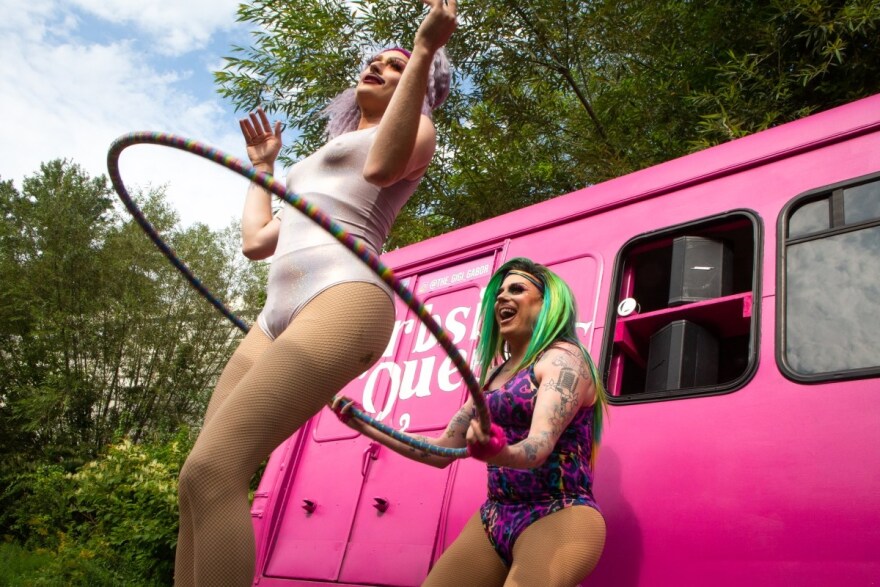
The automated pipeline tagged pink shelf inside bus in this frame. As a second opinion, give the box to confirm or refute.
[613,292,753,366]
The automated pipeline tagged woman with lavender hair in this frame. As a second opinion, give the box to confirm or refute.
[173,1,456,585]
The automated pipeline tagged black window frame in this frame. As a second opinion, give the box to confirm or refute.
[601,210,763,405]
[777,170,880,383]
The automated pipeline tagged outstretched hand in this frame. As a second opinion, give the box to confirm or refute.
[239,107,282,169]
[329,395,364,427]
[414,0,458,53]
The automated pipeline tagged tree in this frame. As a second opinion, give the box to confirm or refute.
[0,160,114,468]
[1,160,270,579]
[217,0,880,247]
[0,161,267,474]
[688,0,880,147]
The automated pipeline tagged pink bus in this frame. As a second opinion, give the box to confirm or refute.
[249,93,880,586]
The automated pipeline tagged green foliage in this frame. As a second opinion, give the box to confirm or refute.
[0,160,268,583]
[0,161,266,472]
[689,0,880,147]
[217,0,880,247]
[0,542,55,586]
[1,431,194,586]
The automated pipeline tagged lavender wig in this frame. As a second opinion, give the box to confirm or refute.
[321,47,451,141]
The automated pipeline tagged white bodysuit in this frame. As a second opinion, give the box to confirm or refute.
[256,126,420,340]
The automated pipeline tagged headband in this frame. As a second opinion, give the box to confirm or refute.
[382,47,412,59]
[505,270,545,295]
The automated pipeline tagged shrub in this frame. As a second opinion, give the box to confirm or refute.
[1,429,194,585]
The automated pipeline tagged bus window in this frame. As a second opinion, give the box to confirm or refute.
[602,211,761,403]
[779,173,880,382]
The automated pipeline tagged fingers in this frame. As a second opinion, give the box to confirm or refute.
[249,109,269,135]
[467,419,488,444]
[239,117,255,141]
[422,0,458,14]
[415,0,457,51]
[424,0,456,16]
[239,107,279,144]
[257,107,272,132]
[331,395,350,411]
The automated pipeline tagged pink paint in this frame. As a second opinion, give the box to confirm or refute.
[252,94,880,585]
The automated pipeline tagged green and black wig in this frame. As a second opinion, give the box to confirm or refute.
[475,257,607,466]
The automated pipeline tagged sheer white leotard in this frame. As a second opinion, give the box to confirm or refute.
[256,126,420,340]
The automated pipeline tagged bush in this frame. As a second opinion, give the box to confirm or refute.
[1,429,194,586]
[2,464,73,550]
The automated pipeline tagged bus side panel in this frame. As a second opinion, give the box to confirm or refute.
[586,130,880,585]
[590,295,880,586]
[252,98,880,586]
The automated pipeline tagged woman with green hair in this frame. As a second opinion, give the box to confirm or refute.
[333,257,608,586]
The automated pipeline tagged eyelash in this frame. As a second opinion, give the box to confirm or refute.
[497,284,526,297]
[369,58,405,72]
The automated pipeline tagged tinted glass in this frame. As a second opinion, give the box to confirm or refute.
[843,180,880,225]
[785,225,880,374]
[788,198,829,238]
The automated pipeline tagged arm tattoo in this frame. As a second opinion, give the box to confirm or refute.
[552,346,592,380]
[520,431,552,462]
[543,360,581,437]
[558,368,578,394]
[445,406,471,439]
[550,368,579,411]
[407,435,432,459]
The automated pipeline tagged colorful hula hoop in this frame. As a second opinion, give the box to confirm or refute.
[107,132,489,459]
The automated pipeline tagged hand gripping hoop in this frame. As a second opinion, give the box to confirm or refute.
[107,132,490,458]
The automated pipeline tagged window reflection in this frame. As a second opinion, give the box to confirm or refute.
[844,181,880,225]
[789,199,829,238]
[786,225,880,374]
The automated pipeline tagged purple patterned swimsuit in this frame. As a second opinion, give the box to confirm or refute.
[479,361,599,566]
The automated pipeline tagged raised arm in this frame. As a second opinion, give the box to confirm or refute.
[362,0,457,186]
[331,395,473,469]
[239,107,282,259]
[468,344,596,469]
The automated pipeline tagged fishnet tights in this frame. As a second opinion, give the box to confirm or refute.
[174,282,394,586]
[423,506,606,587]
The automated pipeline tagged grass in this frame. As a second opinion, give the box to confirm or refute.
[0,542,54,586]
[0,541,160,587]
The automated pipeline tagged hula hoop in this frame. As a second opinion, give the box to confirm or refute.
[107,132,489,459]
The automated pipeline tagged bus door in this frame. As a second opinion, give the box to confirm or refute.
[337,252,500,586]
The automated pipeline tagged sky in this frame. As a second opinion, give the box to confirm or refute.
[0,0,266,230]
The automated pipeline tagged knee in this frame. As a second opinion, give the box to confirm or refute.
[178,450,231,507]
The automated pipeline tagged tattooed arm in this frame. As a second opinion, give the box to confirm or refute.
[330,396,474,469]
[469,343,595,469]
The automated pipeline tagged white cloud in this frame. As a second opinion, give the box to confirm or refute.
[0,0,255,231]
[69,0,242,55]
[0,0,58,39]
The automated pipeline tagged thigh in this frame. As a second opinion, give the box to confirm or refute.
[189,282,395,475]
[203,325,272,426]
[422,511,508,587]
[506,506,606,587]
